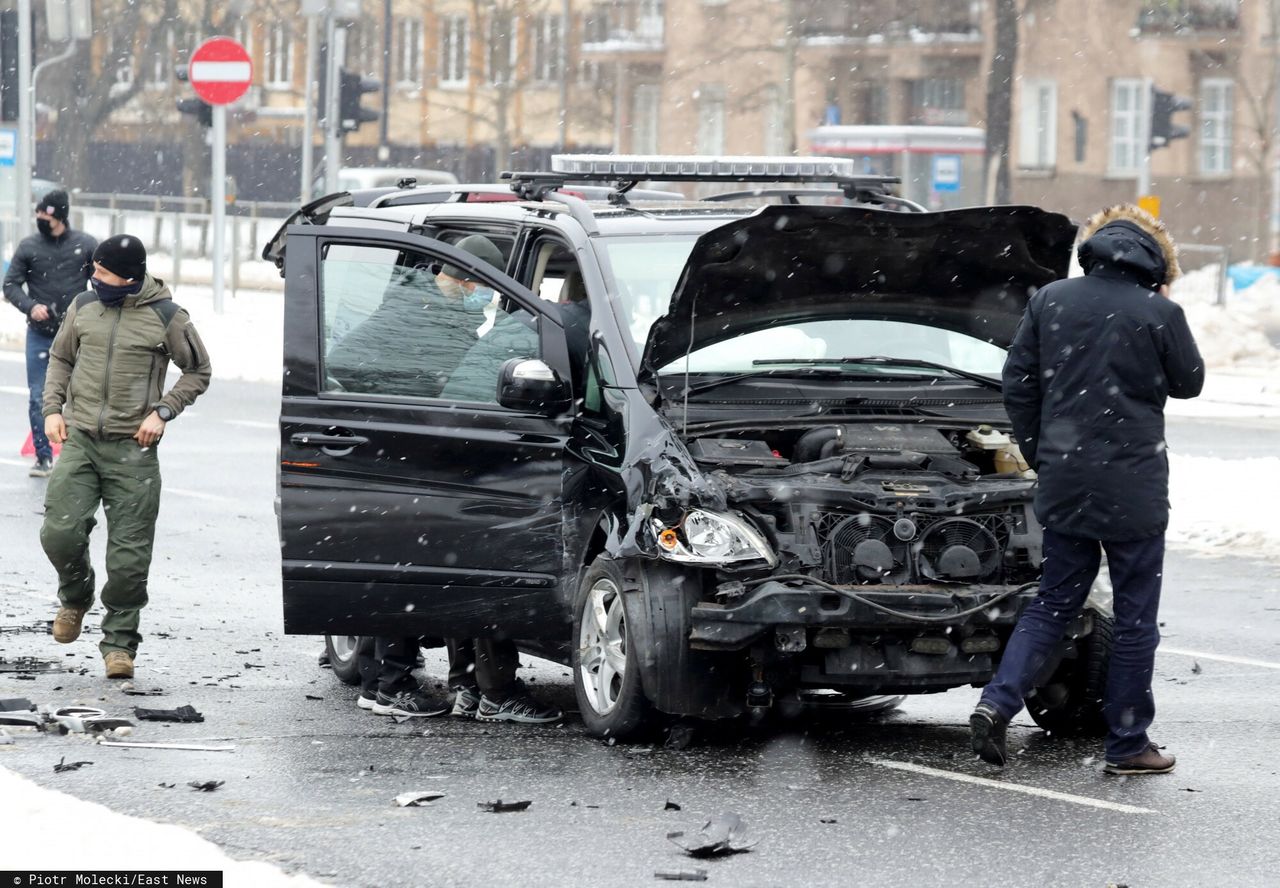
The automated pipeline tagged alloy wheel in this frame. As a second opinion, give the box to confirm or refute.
[578,577,628,716]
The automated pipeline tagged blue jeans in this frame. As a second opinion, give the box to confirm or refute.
[26,327,55,462]
[981,528,1165,760]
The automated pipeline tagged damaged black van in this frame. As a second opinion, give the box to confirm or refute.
[270,156,1113,740]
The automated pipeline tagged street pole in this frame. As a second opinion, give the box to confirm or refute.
[212,104,226,314]
[323,17,343,195]
[558,0,569,150]
[16,0,32,239]
[301,15,317,204]
[1137,77,1153,200]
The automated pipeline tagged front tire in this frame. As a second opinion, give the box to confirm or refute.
[572,558,650,740]
[324,634,365,686]
[1026,610,1114,737]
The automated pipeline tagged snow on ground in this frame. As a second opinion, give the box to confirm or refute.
[1168,454,1280,559]
[0,766,328,886]
[1172,263,1280,372]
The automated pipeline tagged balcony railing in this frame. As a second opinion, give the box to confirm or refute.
[1136,1,1240,35]
[795,0,981,42]
[582,1,665,51]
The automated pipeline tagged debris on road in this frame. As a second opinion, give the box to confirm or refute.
[0,656,70,675]
[0,711,44,728]
[122,688,166,697]
[394,791,446,807]
[668,813,757,858]
[1191,661,1203,675]
[819,817,838,824]
[654,870,709,882]
[133,705,204,723]
[665,723,697,750]
[53,757,93,773]
[664,800,682,811]
[158,782,176,789]
[305,695,324,701]
[97,741,236,751]
[0,698,36,712]
[478,799,532,813]
[188,780,225,792]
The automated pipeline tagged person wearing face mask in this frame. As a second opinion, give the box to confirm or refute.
[3,190,97,477]
[38,234,212,680]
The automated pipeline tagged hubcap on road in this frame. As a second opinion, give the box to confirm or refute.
[579,578,627,716]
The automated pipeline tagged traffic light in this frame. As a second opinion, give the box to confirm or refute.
[1150,88,1193,150]
[177,97,213,128]
[339,69,380,133]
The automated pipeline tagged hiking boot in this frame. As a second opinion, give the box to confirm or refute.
[29,457,54,478]
[477,691,563,725]
[450,685,481,718]
[371,688,449,718]
[52,607,87,644]
[356,691,377,711]
[1105,743,1176,775]
[104,651,134,680]
[970,702,1009,766]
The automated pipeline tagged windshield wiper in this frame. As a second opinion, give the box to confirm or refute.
[752,357,1003,392]
[676,367,884,397]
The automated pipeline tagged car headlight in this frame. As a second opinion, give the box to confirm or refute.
[650,509,777,567]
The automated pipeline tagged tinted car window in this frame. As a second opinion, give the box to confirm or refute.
[321,243,505,399]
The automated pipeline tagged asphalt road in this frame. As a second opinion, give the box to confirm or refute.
[2,353,1279,888]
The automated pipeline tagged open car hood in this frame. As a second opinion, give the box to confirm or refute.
[640,205,1076,375]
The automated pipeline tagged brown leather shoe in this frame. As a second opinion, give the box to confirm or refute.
[103,651,135,680]
[52,607,87,643]
[1105,742,1176,775]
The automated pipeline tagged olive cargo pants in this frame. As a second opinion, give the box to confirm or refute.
[40,431,162,657]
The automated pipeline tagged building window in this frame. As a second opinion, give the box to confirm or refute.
[486,12,518,86]
[349,21,378,79]
[147,29,175,90]
[762,84,786,156]
[1018,79,1057,169]
[696,87,725,155]
[1110,78,1145,175]
[909,77,966,125]
[395,17,424,88]
[440,15,469,87]
[266,24,293,89]
[633,83,660,153]
[533,15,565,84]
[1200,78,1233,176]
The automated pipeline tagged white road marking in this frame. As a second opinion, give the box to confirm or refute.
[1160,647,1280,671]
[166,486,237,504]
[868,759,1157,815]
[0,351,23,363]
[0,385,29,396]
[0,457,30,467]
[227,420,276,430]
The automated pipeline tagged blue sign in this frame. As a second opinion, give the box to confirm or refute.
[931,154,961,193]
[0,128,16,167]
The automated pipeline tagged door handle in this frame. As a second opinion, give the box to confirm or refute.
[290,432,370,449]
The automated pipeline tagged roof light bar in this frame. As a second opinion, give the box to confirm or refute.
[550,154,865,181]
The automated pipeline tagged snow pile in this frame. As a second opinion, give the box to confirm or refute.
[1172,264,1280,371]
[0,766,328,886]
[1167,453,1280,558]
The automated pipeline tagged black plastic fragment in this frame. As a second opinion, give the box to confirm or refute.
[0,698,36,712]
[654,870,708,882]
[305,695,324,701]
[478,799,532,813]
[133,705,204,723]
[664,800,682,811]
[122,688,166,697]
[668,813,757,858]
[188,780,225,792]
[53,757,93,773]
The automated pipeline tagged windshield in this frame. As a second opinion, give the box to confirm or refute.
[659,320,1007,377]
[604,235,699,348]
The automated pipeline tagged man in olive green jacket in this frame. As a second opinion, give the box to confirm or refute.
[40,234,211,679]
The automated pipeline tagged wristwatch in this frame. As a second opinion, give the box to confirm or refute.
[154,404,175,422]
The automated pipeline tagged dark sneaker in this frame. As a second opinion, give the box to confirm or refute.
[52,607,87,644]
[477,692,563,725]
[970,702,1009,766]
[356,691,377,711]
[451,686,481,718]
[371,689,448,718]
[29,458,53,478]
[1105,743,1176,775]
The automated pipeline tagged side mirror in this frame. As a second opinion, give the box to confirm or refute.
[497,358,571,414]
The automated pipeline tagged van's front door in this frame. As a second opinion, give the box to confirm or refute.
[279,226,573,638]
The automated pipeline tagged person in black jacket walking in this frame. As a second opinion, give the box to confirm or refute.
[970,205,1204,775]
[3,190,97,477]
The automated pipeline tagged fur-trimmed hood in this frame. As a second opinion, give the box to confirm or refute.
[1076,204,1181,287]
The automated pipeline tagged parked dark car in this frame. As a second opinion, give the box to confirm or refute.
[268,156,1113,739]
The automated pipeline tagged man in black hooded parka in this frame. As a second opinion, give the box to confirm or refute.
[970,205,1204,775]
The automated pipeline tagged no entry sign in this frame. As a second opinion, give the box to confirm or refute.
[188,37,253,106]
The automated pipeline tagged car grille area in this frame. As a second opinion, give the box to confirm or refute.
[816,510,1015,585]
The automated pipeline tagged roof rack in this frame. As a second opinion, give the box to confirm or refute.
[502,154,902,204]
[702,187,927,213]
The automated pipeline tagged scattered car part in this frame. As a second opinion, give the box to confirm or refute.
[122,688,166,697]
[0,698,36,712]
[654,870,708,882]
[53,757,93,772]
[664,800,682,811]
[394,791,446,807]
[0,712,44,728]
[188,780,225,792]
[667,813,757,858]
[478,799,532,813]
[133,705,204,723]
